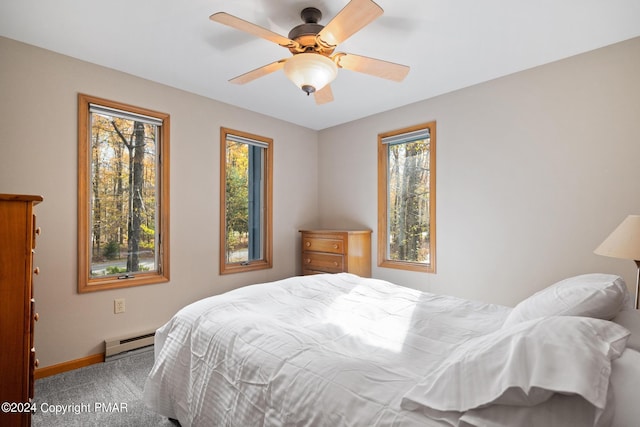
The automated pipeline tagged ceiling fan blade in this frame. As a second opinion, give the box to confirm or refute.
[317,0,383,47]
[229,59,287,85]
[210,12,299,49]
[335,53,410,82]
[314,84,334,105]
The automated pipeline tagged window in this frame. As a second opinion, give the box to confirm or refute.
[220,127,272,274]
[378,122,436,272]
[77,94,170,293]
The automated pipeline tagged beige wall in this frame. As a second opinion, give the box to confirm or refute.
[2,34,640,368]
[318,37,640,306]
[0,36,319,367]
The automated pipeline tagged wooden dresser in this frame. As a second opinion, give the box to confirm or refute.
[0,194,42,427]
[300,229,372,277]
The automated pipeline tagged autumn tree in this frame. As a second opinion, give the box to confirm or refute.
[89,112,157,276]
[111,120,146,272]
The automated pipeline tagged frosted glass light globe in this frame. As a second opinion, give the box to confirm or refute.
[283,53,338,95]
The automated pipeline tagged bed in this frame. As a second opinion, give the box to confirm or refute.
[143,272,640,426]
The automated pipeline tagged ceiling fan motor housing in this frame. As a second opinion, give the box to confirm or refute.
[287,7,334,55]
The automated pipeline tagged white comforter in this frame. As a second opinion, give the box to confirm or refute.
[142,273,628,426]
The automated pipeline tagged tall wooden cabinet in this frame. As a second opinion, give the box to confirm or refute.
[0,194,42,427]
[300,229,372,277]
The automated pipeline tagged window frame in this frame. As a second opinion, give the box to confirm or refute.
[77,93,170,293]
[377,121,436,273]
[219,127,273,275]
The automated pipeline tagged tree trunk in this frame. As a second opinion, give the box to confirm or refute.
[92,137,102,259]
[390,147,403,259]
[115,142,124,245]
[127,121,145,272]
[401,143,420,261]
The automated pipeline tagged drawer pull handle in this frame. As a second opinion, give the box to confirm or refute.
[333,244,338,249]
[305,259,311,264]
[34,359,40,368]
[305,241,311,247]
[333,262,338,266]
[34,267,40,275]
[34,313,39,322]
[31,347,35,354]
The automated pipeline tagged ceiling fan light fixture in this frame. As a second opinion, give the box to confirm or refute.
[283,53,337,95]
[211,0,408,104]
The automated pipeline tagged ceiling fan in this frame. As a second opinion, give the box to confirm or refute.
[210,0,410,104]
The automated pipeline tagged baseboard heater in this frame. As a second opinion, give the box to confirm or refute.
[105,329,156,361]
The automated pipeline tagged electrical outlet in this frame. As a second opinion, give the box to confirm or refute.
[114,298,126,314]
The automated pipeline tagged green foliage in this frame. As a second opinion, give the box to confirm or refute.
[224,140,249,260]
[103,241,120,260]
[139,224,156,250]
[225,141,249,237]
[106,265,127,274]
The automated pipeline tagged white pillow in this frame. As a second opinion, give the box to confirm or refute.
[401,316,629,413]
[458,392,611,427]
[612,309,640,351]
[502,274,628,328]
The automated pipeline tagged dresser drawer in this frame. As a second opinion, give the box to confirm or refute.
[299,229,371,277]
[302,252,344,273]
[302,236,344,254]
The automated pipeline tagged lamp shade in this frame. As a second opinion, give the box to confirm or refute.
[283,53,337,95]
[594,215,640,260]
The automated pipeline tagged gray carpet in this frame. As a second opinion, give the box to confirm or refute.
[32,349,177,426]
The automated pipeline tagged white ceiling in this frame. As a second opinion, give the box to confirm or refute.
[1,0,639,130]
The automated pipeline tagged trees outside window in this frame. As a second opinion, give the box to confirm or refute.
[78,94,169,292]
[220,128,272,274]
[378,122,436,272]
